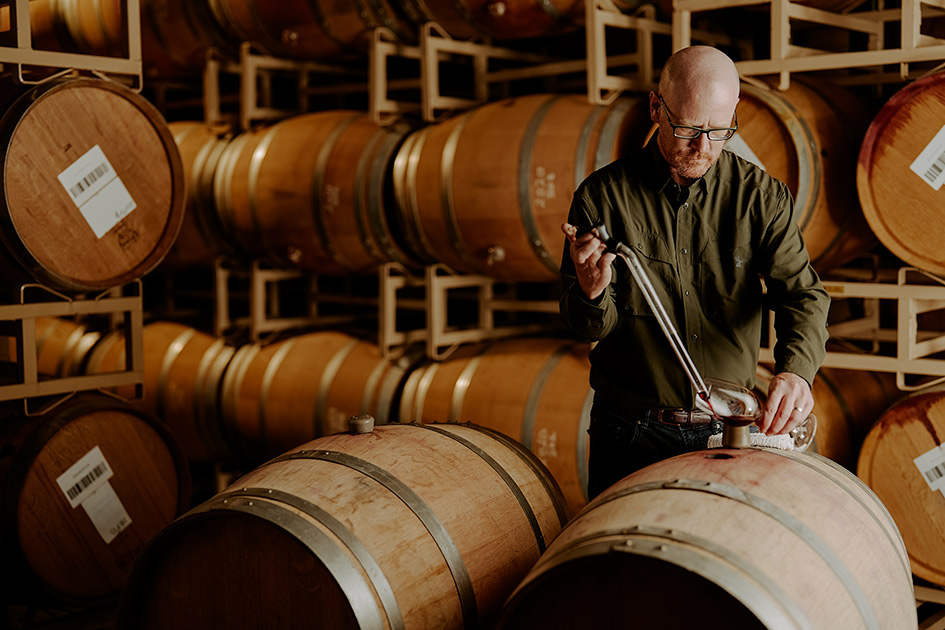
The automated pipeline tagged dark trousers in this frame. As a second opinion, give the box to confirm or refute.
[587,401,722,500]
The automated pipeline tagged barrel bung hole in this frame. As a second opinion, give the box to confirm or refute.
[705,453,735,460]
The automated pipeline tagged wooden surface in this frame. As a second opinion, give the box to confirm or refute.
[86,321,237,463]
[857,73,945,275]
[117,423,567,630]
[736,78,876,273]
[858,386,945,586]
[499,448,916,629]
[214,111,414,275]
[205,0,414,59]
[219,331,410,461]
[0,78,185,291]
[399,337,593,513]
[0,393,190,605]
[163,121,235,268]
[405,0,585,40]
[28,0,125,57]
[392,93,652,282]
[140,0,235,77]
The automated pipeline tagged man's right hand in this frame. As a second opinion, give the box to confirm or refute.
[562,222,616,301]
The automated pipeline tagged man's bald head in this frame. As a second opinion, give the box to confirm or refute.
[659,46,740,109]
[650,46,740,185]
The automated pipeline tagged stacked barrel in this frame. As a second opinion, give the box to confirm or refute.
[3,0,943,628]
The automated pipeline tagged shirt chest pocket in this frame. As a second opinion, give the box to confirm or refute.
[699,234,759,323]
[617,235,674,316]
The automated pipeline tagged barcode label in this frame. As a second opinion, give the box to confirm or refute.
[66,461,109,501]
[926,463,945,484]
[56,446,114,508]
[914,445,945,492]
[56,145,137,239]
[910,125,945,191]
[69,162,110,199]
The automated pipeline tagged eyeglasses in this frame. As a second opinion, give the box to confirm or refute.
[658,94,738,141]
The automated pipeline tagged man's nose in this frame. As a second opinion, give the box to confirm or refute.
[690,133,712,150]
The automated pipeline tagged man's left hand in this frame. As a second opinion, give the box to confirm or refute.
[760,372,813,436]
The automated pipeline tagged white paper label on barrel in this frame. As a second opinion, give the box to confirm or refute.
[909,125,945,191]
[56,144,138,238]
[913,444,945,491]
[723,134,766,171]
[56,445,114,509]
[56,446,133,544]
[80,481,133,544]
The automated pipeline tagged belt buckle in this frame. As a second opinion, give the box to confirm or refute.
[655,408,686,425]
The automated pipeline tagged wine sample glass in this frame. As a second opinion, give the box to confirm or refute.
[695,378,817,451]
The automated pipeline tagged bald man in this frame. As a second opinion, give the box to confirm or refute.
[559,46,829,499]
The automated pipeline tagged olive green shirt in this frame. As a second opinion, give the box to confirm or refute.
[560,138,830,410]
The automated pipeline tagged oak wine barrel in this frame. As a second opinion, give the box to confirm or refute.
[163,121,237,268]
[33,316,102,378]
[86,321,237,463]
[206,0,416,60]
[399,0,585,41]
[391,93,653,282]
[0,77,185,292]
[117,422,569,630]
[857,72,945,275]
[214,111,417,275]
[733,78,876,273]
[28,0,126,58]
[219,331,412,461]
[498,447,915,629]
[140,0,236,78]
[0,393,190,605]
[399,337,593,513]
[858,385,945,587]
[2,316,101,378]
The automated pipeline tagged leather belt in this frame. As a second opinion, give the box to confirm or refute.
[642,408,715,425]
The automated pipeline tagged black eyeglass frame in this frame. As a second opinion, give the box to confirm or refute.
[658,94,738,141]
